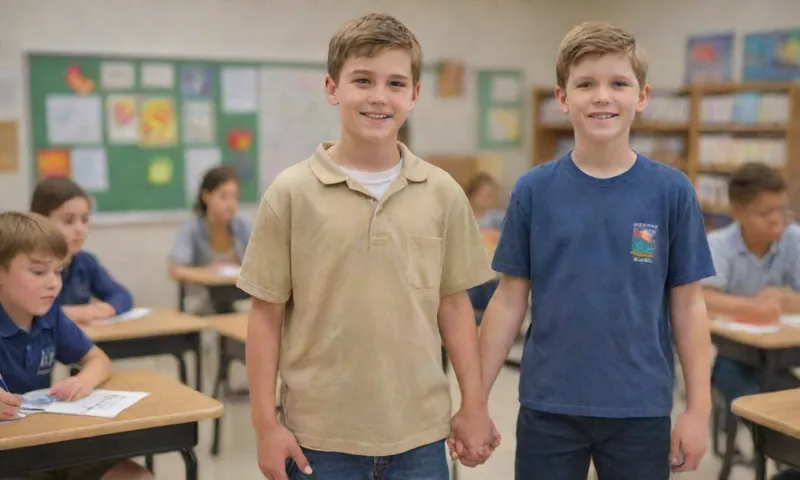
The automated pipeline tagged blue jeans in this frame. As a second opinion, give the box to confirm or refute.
[712,356,800,404]
[467,279,498,312]
[286,440,448,480]
[515,407,670,480]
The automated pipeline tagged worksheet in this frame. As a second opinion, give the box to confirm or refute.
[21,389,149,418]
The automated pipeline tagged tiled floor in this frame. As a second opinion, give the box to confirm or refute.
[92,337,773,480]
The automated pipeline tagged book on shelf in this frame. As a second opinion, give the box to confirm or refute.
[701,92,789,124]
[630,134,687,169]
[638,94,690,123]
[698,135,785,170]
[695,173,729,209]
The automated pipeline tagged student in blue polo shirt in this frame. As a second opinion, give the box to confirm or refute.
[0,211,151,480]
[30,177,133,325]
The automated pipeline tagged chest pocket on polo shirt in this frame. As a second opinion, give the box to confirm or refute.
[406,235,442,289]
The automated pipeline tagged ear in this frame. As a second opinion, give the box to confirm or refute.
[636,84,651,113]
[200,190,211,208]
[409,81,421,111]
[554,85,568,114]
[325,74,339,106]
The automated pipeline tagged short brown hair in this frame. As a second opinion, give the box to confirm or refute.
[194,165,240,215]
[728,162,788,206]
[31,177,90,217]
[556,21,648,90]
[327,13,422,85]
[0,211,68,269]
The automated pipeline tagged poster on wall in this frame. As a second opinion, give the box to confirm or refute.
[684,33,734,84]
[743,28,800,81]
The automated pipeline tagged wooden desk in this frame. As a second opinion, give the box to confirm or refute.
[0,370,223,480]
[82,309,206,391]
[205,312,248,457]
[733,389,800,480]
[175,268,248,315]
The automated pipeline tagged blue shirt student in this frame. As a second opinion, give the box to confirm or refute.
[169,216,251,267]
[57,251,134,315]
[0,303,94,394]
[492,153,715,418]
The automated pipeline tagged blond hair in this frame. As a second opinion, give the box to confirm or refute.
[0,211,68,269]
[327,13,423,85]
[556,21,647,90]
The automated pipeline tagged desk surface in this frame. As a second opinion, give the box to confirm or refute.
[710,322,800,349]
[83,309,208,342]
[732,388,800,438]
[206,313,247,344]
[0,370,223,450]
[179,267,238,287]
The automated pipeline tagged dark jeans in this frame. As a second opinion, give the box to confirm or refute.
[287,440,448,480]
[467,279,499,312]
[515,407,671,480]
[711,356,800,405]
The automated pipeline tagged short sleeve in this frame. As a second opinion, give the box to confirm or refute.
[784,225,800,291]
[55,308,94,365]
[169,221,196,266]
[702,236,732,291]
[667,185,716,288]
[236,191,292,304]
[440,197,495,296]
[491,194,531,279]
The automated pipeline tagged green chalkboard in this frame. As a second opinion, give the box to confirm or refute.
[27,53,268,216]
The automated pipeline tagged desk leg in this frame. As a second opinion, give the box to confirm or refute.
[211,341,231,457]
[145,455,154,473]
[176,354,188,385]
[753,426,766,480]
[180,448,198,480]
[194,334,203,392]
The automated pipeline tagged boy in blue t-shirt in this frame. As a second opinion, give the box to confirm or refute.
[455,21,716,479]
[0,211,151,480]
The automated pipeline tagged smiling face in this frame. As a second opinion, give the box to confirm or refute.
[325,48,421,145]
[555,52,650,146]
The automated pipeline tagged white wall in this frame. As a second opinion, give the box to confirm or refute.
[578,0,800,88]
[0,0,575,307]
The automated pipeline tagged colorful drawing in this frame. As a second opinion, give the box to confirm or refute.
[684,33,734,84]
[140,98,177,147]
[65,64,95,95]
[744,29,800,81]
[180,66,215,97]
[227,129,253,151]
[106,95,139,143]
[148,156,173,185]
[437,61,465,98]
[36,149,71,179]
[631,225,657,258]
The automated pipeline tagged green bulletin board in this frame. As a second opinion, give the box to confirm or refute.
[477,69,525,149]
[27,53,261,215]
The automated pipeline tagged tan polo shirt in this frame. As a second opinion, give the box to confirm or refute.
[236,141,495,456]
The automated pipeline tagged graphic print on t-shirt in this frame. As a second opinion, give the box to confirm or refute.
[631,223,658,263]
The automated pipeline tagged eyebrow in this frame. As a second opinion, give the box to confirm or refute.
[572,74,634,82]
[349,69,410,80]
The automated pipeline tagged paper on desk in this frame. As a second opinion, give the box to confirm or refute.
[92,307,152,326]
[712,318,780,334]
[216,265,241,278]
[780,315,800,326]
[23,389,149,418]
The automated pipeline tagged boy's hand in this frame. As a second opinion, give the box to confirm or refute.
[90,302,116,320]
[49,376,94,402]
[0,389,22,420]
[670,409,708,472]
[256,422,312,480]
[447,405,499,467]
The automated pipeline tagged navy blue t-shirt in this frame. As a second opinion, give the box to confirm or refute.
[58,251,133,315]
[492,153,715,418]
[0,302,94,394]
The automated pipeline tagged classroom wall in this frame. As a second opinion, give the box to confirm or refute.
[0,0,577,307]
[582,0,800,88]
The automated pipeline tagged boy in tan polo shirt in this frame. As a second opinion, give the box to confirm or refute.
[237,13,499,480]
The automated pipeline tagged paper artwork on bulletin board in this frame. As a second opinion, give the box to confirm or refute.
[221,67,258,113]
[183,100,215,144]
[141,63,174,89]
[685,33,734,84]
[140,97,177,147]
[488,107,521,143]
[180,66,215,98]
[490,76,522,104]
[46,95,102,145]
[185,147,221,203]
[477,70,524,149]
[100,62,135,90]
[106,95,139,144]
[70,147,109,192]
[0,120,18,173]
[36,148,71,179]
[744,28,800,81]
[148,155,173,185]
[65,65,95,95]
[437,61,465,98]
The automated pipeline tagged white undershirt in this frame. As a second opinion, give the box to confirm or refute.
[338,158,403,200]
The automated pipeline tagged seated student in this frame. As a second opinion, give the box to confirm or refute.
[465,173,504,313]
[0,211,151,480]
[168,165,251,313]
[30,178,133,325]
[704,163,800,480]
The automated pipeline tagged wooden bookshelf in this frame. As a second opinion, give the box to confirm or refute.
[531,82,800,230]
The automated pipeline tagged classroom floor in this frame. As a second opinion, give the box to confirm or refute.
[95,334,773,480]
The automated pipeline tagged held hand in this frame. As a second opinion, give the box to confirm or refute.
[670,409,709,473]
[49,376,94,402]
[90,302,116,320]
[0,389,22,420]
[447,405,499,467]
[256,422,312,480]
